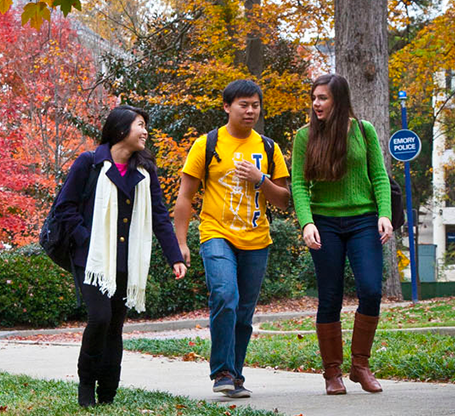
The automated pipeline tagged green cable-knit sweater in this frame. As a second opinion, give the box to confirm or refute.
[291,119,391,229]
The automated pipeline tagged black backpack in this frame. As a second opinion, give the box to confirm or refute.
[204,128,276,222]
[358,121,405,231]
[39,152,101,272]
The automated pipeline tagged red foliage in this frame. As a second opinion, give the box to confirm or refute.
[0,8,114,246]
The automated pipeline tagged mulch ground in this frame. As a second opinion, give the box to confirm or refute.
[3,296,404,344]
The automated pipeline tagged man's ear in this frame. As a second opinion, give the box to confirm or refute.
[223,102,230,114]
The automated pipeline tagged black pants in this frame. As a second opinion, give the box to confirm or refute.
[75,266,128,368]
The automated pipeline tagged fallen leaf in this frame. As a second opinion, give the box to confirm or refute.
[182,352,202,361]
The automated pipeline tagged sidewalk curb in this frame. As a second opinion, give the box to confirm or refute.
[0,301,413,340]
[254,326,455,336]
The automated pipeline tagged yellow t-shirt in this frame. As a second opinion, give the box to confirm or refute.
[182,126,290,249]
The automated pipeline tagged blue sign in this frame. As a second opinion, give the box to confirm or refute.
[389,129,421,162]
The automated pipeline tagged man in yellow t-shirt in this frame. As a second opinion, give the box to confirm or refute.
[174,80,290,398]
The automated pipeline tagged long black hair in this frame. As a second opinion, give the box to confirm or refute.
[101,105,156,171]
[305,74,357,181]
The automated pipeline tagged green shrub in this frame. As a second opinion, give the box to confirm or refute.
[0,245,84,327]
[139,221,208,319]
[260,218,307,302]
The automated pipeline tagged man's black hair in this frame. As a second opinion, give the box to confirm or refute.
[222,79,263,107]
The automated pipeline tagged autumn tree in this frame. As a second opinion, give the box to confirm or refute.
[0,8,114,246]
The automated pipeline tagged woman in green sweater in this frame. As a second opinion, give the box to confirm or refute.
[292,74,393,395]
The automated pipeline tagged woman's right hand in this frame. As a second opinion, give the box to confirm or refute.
[173,262,187,280]
[303,223,322,250]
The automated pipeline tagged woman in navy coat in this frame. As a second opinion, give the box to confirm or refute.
[55,105,186,407]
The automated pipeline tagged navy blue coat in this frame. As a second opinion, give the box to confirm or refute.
[55,143,184,272]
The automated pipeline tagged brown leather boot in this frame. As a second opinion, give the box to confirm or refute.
[349,312,382,393]
[316,322,347,395]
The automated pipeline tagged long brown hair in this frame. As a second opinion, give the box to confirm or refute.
[304,74,356,181]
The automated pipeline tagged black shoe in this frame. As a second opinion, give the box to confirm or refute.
[97,365,121,404]
[78,381,96,407]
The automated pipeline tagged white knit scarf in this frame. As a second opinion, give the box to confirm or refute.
[84,160,152,312]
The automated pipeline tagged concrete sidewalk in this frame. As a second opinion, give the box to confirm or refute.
[1,341,455,416]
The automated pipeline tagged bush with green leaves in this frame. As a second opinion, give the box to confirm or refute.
[0,245,85,328]
[260,218,307,301]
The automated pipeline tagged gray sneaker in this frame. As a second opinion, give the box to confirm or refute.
[223,379,252,398]
[213,371,235,393]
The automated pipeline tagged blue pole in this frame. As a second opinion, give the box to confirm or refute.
[400,98,418,303]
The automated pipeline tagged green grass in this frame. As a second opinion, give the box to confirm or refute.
[0,372,281,416]
[259,298,455,331]
[125,331,455,383]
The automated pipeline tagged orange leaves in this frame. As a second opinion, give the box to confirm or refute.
[260,69,309,118]
[153,128,200,210]
[389,4,455,112]
[182,351,203,361]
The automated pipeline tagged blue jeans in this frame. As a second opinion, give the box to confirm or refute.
[200,238,269,381]
[310,213,383,323]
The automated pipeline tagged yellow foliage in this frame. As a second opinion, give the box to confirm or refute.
[396,249,410,282]
[389,4,455,114]
[0,0,12,14]
[153,128,203,211]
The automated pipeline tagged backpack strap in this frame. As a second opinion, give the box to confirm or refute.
[204,129,221,186]
[81,151,101,202]
[358,119,367,145]
[73,151,101,306]
[261,135,275,178]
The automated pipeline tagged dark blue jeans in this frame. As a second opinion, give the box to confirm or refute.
[200,238,269,381]
[310,213,383,323]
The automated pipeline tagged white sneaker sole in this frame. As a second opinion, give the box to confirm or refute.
[213,384,235,393]
[222,389,252,398]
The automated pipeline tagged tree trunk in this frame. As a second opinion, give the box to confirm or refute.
[244,0,264,133]
[335,0,402,298]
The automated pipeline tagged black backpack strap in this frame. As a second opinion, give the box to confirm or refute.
[260,135,275,224]
[261,135,275,177]
[81,151,101,202]
[73,151,101,306]
[204,129,221,186]
[358,119,368,148]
